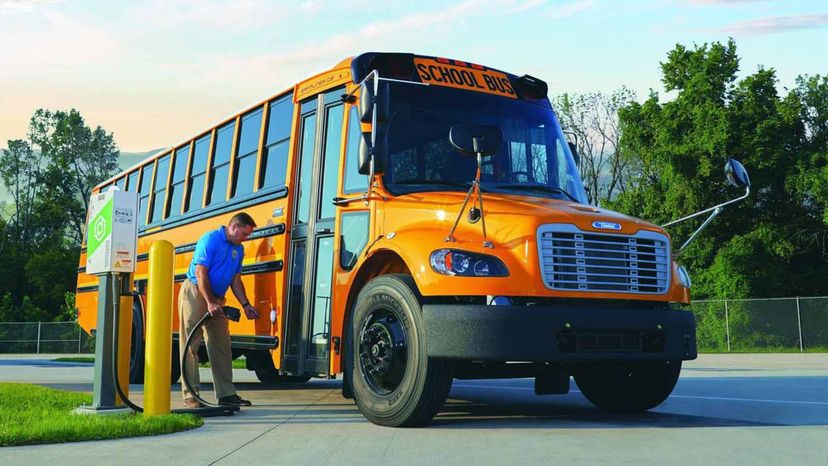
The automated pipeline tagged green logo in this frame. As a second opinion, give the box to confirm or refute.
[87,198,113,258]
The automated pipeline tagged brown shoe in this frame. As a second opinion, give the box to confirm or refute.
[183,398,204,408]
[218,394,252,407]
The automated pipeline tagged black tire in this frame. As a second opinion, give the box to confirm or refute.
[349,274,453,427]
[248,350,310,384]
[170,340,181,385]
[128,303,145,384]
[574,361,682,412]
[342,309,354,400]
[129,302,180,385]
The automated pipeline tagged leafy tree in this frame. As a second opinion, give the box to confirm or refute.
[0,109,120,321]
[611,38,828,300]
[553,88,637,204]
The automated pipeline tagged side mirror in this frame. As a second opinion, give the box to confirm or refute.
[449,124,503,157]
[568,141,580,166]
[725,158,750,189]
[359,80,389,124]
[358,131,386,175]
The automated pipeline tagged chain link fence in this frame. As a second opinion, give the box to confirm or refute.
[0,297,826,354]
[0,322,94,354]
[690,297,828,352]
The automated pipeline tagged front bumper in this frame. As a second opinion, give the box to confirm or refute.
[422,304,696,362]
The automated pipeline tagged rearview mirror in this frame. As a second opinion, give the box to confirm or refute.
[568,141,580,166]
[449,124,503,157]
[359,80,389,124]
[725,158,750,189]
[358,131,386,175]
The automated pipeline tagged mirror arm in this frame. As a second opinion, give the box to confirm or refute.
[676,207,722,255]
[661,187,750,228]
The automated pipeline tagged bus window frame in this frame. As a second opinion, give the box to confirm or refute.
[231,106,264,200]
[259,94,294,191]
[148,152,172,225]
[165,141,194,220]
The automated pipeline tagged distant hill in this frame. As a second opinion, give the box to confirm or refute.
[0,149,162,204]
[118,149,164,172]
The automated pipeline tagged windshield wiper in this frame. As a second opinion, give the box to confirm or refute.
[397,180,476,189]
[490,183,579,202]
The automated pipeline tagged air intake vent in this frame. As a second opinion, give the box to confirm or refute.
[538,224,670,294]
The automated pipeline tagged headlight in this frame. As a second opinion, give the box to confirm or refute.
[677,265,692,288]
[430,249,509,277]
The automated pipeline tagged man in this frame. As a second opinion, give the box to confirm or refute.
[180,212,260,408]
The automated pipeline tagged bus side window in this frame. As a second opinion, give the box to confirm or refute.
[260,94,293,189]
[138,163,154,226]
[168,144,190,219]
[343,106,368,194]
[232,107,263,199]
[340,211,369,270]
[115,176,126,191]
[149,154,170,224]
[186,134,211,212]
[127,170,139,192]
[208,121,235,206]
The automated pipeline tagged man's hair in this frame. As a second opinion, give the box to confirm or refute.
[229,212,257,229]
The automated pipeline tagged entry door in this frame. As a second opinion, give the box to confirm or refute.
[283,88,344,376]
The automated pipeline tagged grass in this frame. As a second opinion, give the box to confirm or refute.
[52,357,95,363]
[200,358,247,369]
[53,357,250,368]
[0,383,202,447]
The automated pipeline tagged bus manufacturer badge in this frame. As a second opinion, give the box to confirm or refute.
[592,221,622,231]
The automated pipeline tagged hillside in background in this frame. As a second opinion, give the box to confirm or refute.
[0,149,161,204]
[117,149,163,172]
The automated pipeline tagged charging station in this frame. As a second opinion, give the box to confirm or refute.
[76,188,139,414]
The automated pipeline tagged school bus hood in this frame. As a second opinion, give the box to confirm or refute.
[382,191,666,241]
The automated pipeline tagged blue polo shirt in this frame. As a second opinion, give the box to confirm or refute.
[187,226,244,297]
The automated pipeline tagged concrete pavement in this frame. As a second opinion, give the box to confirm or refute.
[1,353,827,465]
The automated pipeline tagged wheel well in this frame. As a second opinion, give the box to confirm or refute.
[341,250,413,365]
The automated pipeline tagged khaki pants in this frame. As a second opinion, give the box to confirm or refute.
[178,280,235,400]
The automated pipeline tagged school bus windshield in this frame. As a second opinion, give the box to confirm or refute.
[382,82,588,204]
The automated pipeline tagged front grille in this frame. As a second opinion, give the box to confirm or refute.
[538,224,670,294]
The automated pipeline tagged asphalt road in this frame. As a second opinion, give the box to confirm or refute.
[1,354,827,465]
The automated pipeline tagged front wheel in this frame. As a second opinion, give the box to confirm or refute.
[574,361,682,412]
[349,274,453,427]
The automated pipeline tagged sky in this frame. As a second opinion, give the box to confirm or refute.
[0,0,826,152]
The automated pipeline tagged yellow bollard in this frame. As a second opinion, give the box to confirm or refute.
[116,286,133,406]
[144,240,174,416]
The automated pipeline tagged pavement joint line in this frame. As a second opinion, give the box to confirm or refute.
[454,383,828,406]
[667,395,828,406]
[207,389,336,466]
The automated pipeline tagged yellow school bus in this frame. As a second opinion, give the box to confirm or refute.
[77,52,702,427]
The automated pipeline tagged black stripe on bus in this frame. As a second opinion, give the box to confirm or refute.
[240,260,284,275]
[77,285,98,293]
[77,266,86,274]
[175,243,197,254]
[134,224,286,263]
[138,186,288,237]
[132,261,283,294]
[249,223,286,240]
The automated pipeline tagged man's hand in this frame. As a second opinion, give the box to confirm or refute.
[242,303,260,320]
[208,297,227,319]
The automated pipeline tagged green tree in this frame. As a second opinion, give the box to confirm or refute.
[611,38,827,299]
[0,109,120,321]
